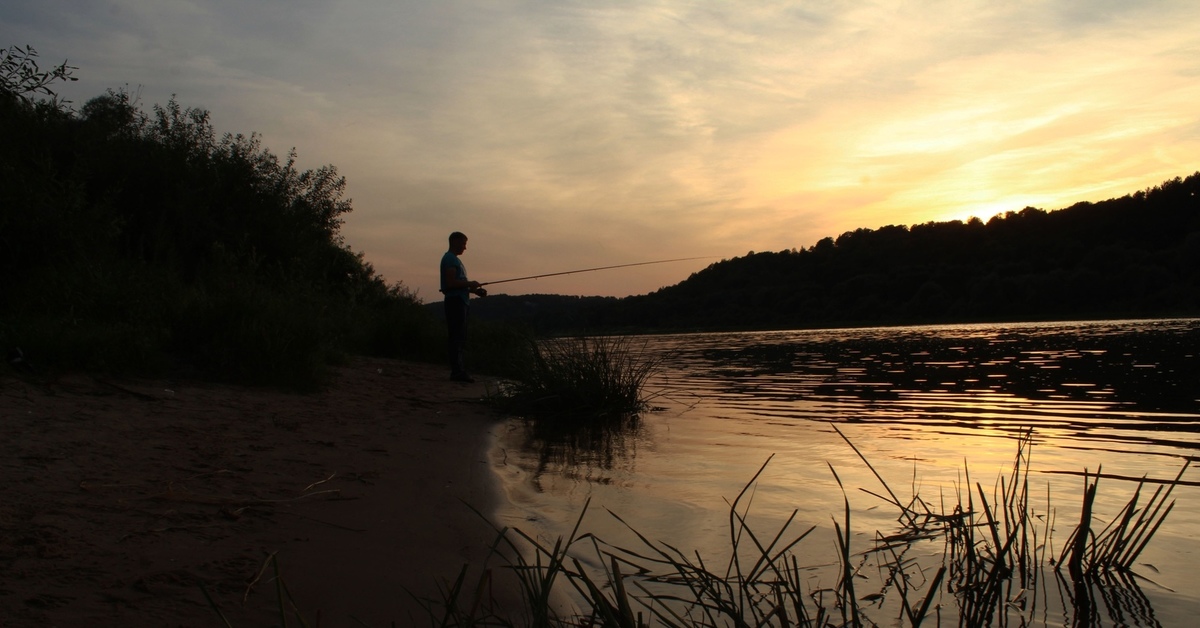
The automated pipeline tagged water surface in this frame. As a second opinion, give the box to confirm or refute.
[491,318,1200,624]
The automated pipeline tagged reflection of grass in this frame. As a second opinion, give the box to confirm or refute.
[421,429,1185,627]
[517,411,644,483]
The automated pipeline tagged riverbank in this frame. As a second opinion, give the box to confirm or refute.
[1,356,514,626]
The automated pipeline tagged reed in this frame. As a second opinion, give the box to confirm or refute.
[488,336,665,418]
[428,459,827,627]
[1058,461,1189,573]
[420,430,1184,627]
[207,432,1184,626]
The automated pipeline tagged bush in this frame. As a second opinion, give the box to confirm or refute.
[0,58,455,387]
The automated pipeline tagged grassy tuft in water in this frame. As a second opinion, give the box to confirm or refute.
[488,336,665,418]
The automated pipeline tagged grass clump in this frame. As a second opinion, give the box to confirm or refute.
[489,336,665,417]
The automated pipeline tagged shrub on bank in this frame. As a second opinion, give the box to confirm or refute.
[0,46,458,388]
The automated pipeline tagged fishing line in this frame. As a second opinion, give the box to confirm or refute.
[479,256,715,287]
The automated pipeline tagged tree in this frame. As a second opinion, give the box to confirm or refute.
[0,45,77,104]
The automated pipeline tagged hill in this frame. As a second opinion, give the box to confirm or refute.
[472,174,1200,333]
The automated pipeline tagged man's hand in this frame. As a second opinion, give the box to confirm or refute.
[471,287,488,297]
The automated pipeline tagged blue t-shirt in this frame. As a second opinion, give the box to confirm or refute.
[440,250,469,302]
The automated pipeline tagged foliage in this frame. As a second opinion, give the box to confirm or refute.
[0,44,77,104]
[0,69,443,387]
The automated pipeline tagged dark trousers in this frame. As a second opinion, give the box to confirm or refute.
[444,298,468,376]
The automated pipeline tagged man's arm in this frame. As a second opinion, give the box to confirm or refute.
[442,265,480,290]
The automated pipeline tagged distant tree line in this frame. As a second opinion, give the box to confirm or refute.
[473,174,1200,333]
[604,175,1200,331]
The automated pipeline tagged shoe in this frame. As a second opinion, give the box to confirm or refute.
[450,373,475,383]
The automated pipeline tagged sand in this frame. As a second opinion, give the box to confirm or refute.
[1,356,518,627]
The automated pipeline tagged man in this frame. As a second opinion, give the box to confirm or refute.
[440,231,487,382]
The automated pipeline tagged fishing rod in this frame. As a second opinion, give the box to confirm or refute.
[479,256,715,287]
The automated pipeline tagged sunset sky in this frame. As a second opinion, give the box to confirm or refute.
[5,1,1199,298]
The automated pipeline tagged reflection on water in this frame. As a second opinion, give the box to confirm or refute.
[491,319,1200,625]
[504,412,646,490]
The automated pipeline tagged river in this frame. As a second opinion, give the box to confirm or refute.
[490,318,1200,626]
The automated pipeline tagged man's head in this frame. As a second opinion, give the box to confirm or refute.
[448,231,468,255]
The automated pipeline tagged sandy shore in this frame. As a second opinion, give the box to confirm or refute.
[1,356,517,627]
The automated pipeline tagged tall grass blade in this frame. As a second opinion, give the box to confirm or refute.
[1064,468,1098,580]
[831,424,915,527]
